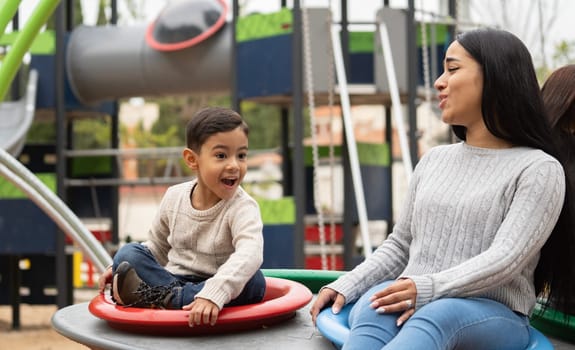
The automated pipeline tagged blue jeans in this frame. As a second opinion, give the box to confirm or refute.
[344,281,531,350]
[112,242,266,309]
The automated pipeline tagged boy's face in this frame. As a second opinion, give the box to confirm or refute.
[184,126,248,208]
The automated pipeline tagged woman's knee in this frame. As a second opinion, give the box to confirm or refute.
[349,281,395,323]
[412,299,529,349]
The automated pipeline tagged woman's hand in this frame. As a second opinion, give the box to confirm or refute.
[98,265,113,293]
[183,298,220,327]
[369,278,417,326]
[309,287,346,325]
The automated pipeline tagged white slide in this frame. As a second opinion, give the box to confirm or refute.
[0,69,38,157]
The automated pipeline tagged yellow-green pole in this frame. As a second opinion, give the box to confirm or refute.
[0,0,60,101]
[0,0,22,40]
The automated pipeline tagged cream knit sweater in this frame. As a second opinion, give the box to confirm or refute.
[143,179,263,309]
[327,142,565,316]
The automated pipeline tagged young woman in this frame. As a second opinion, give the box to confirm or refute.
[310,29,575,349]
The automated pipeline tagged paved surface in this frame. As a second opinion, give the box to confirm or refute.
[52,299,575,350]
[549,336,575,350]
[52,300,334,350]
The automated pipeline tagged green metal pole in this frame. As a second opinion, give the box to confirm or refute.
[0,0,21,40]
[0,0,60,102]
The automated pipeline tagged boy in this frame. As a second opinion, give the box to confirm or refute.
[98,107,266,327]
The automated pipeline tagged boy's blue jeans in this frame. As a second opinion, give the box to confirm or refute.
[112,242,266,309]
[343,281,531,350]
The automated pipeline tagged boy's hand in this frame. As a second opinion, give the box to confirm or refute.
[98,266,113,293]
[183,298,220,327]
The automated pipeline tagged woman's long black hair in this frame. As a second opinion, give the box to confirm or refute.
[455,29,575,314]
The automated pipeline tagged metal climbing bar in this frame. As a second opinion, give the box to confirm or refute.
[301,3,329,270]
[330,24,372,258]
[377,21,414,182]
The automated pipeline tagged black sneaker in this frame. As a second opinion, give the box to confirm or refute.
[112,261,173,309]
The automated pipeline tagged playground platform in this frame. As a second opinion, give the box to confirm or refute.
[52,293,575,350]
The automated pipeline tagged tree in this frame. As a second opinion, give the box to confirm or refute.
[552,39,575,67]
[465,0,561,76]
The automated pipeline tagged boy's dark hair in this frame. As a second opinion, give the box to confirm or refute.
[185,107,249,152]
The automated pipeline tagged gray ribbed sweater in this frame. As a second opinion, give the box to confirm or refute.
[143,180,264,309]
[327,142,565,315]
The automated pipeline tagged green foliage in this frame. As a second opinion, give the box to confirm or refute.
[27,118,56,143]
[139,95,298,151]
[241,101,282,150]
[97,0,108,25]
[128,120,182,177]
[537,39,575,83]
[72,117,112,149]
[131,120,180,148]
[45,0,84,29]
[150,94,225,147]
[27,115,111,148]
[241,102,311,151]
[552,40,575,67]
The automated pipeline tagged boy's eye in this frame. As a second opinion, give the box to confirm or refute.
[238,153,247,160]
[447,67,459,73]
[215,153,226,159]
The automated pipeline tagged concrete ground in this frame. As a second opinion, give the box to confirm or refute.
[3,288,575,350]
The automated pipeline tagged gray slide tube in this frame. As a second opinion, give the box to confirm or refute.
[66,23,232,105]
[0,148,112,272]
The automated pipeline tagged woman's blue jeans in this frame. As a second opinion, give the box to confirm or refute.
[112,242,266,309]
[343,281,531,350]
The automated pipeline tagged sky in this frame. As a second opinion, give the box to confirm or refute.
[13,0,574,69]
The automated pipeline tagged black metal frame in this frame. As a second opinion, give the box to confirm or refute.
[229,0,420,269]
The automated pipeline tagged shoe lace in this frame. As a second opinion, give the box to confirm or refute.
[131,281,179,309]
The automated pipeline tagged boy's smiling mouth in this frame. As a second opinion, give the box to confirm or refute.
[222,178,237,186]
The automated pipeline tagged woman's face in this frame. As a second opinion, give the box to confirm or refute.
[434,41,484,131]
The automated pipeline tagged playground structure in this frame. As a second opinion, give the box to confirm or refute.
[2,0,575,348]
[3,1,454,318]
[1,0,452,317]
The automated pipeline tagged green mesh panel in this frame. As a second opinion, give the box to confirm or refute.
[0,173,56,199]
[349,31,374,53]
[357,142,390,166]
[416,23,449,46]
[236,8,292,42]
[304,143,389,166]
[0,30,55,54]
[304,145,343,166]
[257,197,295,224]
[70,156,113,177]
